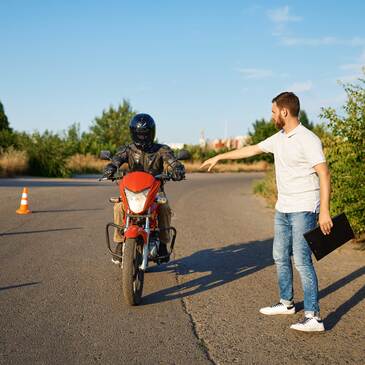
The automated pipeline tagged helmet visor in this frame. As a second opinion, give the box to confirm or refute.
[135,131,150,141]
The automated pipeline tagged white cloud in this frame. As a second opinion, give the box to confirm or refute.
[288,81,313,93]
[267,6,302,23]
[280,36,365,47]
[237,68,274,79]
[337,49,365,82]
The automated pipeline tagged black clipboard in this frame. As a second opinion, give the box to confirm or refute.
[303,213,355,261]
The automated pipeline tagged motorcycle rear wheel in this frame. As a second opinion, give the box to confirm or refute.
[122,238,144,305]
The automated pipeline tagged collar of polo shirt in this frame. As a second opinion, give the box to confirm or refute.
[282,123,302,138]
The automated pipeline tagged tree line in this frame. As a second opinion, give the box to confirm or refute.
[0,100,136,177]
[0,73,364,235]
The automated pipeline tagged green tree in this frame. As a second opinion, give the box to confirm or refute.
[320,71,365,235]
[89,100,136,154]
[247,118,276,163]
[63,123,81,156]
[299,110,314,129]
[0,101,15,150]
[248,118,277,144]
[0,101,11,131]
[0,129,17,150]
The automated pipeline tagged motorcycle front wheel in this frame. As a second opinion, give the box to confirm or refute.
[122,237,144,305]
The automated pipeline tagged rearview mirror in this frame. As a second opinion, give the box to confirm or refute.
[176,149,191,161]
[100,150,112,160]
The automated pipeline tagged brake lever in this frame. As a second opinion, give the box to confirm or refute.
[98,176,115,182]
[155,174,172,181]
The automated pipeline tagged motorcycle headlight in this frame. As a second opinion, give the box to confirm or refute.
[124,188,149,213]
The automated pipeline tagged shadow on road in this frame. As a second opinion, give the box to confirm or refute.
[294,266,365,329]
[142,238,274,305]
[325,284,365,330]
[317,266,364,330]
[319,265,365,300]
[0,282,41,292]
[144,243,364,330]
[0,227,83,237]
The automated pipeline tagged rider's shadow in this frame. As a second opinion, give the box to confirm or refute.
[142,238,274,305]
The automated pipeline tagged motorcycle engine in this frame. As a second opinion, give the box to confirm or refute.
[148,234,160,258]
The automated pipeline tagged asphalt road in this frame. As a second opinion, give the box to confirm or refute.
[0,173,364,365]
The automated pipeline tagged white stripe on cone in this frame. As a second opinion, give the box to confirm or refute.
[21,199,28,205]
[22,193,28,198]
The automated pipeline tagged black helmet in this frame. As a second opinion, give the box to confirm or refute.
[129,113,156,151]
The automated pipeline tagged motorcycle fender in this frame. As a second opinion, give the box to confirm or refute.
[124,225,148,244]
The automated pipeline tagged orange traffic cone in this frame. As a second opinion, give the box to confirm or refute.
[16,187,32,215]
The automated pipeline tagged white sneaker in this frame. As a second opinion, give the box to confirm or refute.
[111,256,121,265]
[290,315,325,332]
[260,301,296,315]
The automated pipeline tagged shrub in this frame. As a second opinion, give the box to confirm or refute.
[25,131,71,177]
[253,168,277,207]
[320,72,365,235]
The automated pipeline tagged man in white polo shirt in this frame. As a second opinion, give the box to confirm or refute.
[201,92,332,332]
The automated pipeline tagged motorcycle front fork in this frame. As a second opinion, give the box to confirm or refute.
[139,210,151,271]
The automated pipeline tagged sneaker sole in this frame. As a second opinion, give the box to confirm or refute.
[259,308,296,315]
[290,325,325,332]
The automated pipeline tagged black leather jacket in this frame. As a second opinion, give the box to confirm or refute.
[106,143,185,177]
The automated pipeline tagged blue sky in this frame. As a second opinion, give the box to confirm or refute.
[1,1,364,144]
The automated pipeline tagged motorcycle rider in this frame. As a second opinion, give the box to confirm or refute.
[103,113,185,263]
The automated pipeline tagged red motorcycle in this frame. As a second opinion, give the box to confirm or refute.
[100,150,189,305]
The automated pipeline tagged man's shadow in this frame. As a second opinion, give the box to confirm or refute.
[292,265,365,330]
[143,241,365,330]
[143,238,274,305]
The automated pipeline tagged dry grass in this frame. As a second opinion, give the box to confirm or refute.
[0,149,269,178]
[0,149,268,177]
[66,156,271,175]
[66,153,108,174]
[253,168,277,208]
[0,148,28,177]
[185,160,270,173]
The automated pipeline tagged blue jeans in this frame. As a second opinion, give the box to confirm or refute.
[273,210,319,314]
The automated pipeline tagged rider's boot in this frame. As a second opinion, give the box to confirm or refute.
[158,242,170,263]
[111,242,122,264]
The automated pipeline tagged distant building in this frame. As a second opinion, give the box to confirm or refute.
[207,135,250,151]
[199,130,207,148]
[166,142,185,150]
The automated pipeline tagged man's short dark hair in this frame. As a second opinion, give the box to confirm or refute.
[272,92,300,117]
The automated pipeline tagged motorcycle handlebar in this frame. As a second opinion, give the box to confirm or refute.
[154,173,173,181]
[98,172,174,182]
[98,175,118,182]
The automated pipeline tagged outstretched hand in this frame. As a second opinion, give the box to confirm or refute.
[200,156,219,172]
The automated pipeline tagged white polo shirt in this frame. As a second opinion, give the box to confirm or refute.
[258,123,326,213]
